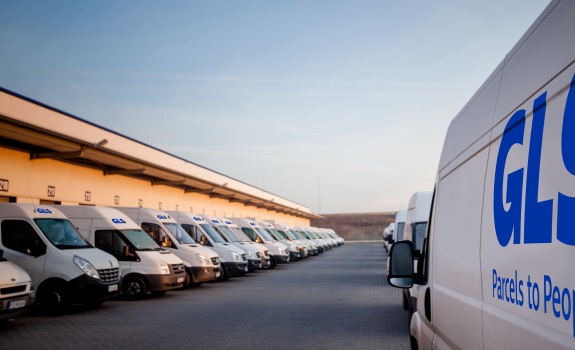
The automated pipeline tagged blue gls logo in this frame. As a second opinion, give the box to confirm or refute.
[494,72,575,246]
[193,216,202,221]
[157,215,168,220]
[36,208,52,214]
[225,221,232,224]
[249,222,256,226]
[211,219,220,224]
[112,218,127,224]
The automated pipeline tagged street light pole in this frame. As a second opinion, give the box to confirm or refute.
[316,178,321,215]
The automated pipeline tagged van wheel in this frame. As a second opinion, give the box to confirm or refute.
[38,282,68,314]
[123,276,147,300]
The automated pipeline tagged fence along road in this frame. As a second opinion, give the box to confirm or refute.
[0,243,410,350]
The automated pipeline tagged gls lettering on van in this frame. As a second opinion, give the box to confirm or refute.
[111,218,126,224]
[494,72,575,246]
[36,208,53,214]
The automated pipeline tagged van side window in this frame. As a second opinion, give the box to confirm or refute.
[241,228,257,241]
[95,230,126,259]
[1,220,47,256]
[181,224,198,242]
[140,222,164,246]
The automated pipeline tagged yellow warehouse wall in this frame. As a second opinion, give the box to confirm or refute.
[0,147,309,226]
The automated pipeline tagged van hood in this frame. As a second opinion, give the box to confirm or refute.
[0,261,31,285]
[182,244,220,259]
[65,248,119,269]
[215,242,245,254]
[138,250,184,264]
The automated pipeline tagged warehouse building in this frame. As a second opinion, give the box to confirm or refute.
[0,87,315,225]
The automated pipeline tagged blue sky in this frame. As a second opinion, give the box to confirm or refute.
[0,1,550,213]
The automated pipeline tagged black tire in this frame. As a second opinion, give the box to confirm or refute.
[38,282,68,314]
[122,275,147,300]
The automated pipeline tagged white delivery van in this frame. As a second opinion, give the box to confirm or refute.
[388,1,575,348]
[383,223,395,248]
[296,227,327,253]
[0,249,33,322]
[0,204,120,312]
[167,212,247,280]
[58,206,186,299]
[265,221,308,258]
[387,209,407,252]
[219,218,272,269]
[115,207,219,287]
[203,215,262,272]
[400,191,432,317]
[231,218,289,267]
[285,225,318,256]
[259,221,302,261]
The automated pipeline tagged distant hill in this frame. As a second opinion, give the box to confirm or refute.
[311,212,396,241]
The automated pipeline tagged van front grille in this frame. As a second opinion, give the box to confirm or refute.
[1,285,27,295]
[171,264,185,274]
[241,254,246,261]
[98,268,120,284]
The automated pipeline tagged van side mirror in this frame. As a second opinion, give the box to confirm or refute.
[387,241,415,288]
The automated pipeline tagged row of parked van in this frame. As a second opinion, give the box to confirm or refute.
[0,203,344,321]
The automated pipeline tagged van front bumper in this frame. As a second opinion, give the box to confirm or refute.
[247,259,261,271]
[272,254,290,264]
[191,265,218,283]
[0,293,33,321]
[289,251,300,261]
[222,261,247,277]
[68,274,121,305]
[147,273,185,292]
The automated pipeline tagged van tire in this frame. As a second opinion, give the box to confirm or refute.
[38,281,68,314]
[122,276,147,300]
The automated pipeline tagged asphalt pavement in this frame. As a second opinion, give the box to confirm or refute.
[0,242,410,350]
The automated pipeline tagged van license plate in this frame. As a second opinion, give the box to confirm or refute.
[215,272,221,278]
[108,284,118,292]
[8,299,26,309]
[177,277,184,283]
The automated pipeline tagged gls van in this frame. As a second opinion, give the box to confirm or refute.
[167,212,247,280]
[0,249,33,322]
[231,218,289,267]
[0,204,120,312]
[58,206,186,299]
[203,215,262,272]
[388,1,575,348]
[116,208,218,287]
[219,218,272,269]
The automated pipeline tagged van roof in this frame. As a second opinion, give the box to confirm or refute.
[0,203,68,220]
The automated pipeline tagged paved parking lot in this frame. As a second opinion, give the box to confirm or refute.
[0,243,410,350]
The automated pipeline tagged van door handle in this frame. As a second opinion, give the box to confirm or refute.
[425,287,431,321]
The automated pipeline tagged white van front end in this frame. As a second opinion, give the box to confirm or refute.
[0,251,33,321]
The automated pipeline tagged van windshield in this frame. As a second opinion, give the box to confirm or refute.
[396,222,405,241]
[255,227,274,241]
[218,226,242,242]
[212,226,231,242]
[230,226,252,242]
[414,222,428,252]
[35,219,92,249]
[199,223,225,243]
[120,229,160,250]
[276,230,290,240]
[164,223,196,244]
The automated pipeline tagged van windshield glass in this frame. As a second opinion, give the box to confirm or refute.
[396,222,405,241]
[266,229,282,241]
[199,223,225,243]
[164,223,196,244]
[212,226,231,242]
[219,226,242,242]
[121,229,160,250]
[414,222,428,252]
[255,227,274,241]
[35,219,91,249]
[289,230,302,239]
[230,226,252,242]
[276,230,290,240]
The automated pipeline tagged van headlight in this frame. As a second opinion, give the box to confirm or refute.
[197,254,211,266]
[73,255,100,279]
[230,252,241,261]
[156,260,170,275]
[279,248,287,255]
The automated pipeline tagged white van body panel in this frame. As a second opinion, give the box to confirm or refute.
[404,1,575,349]
[0,256,33,319]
